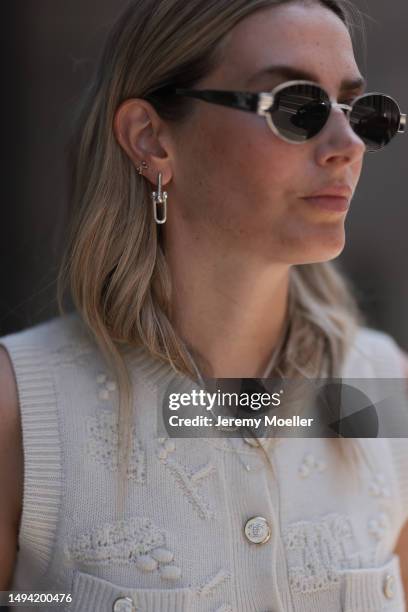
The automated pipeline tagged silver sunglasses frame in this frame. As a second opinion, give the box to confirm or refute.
[257,79,407,150]
[171,79,406,152]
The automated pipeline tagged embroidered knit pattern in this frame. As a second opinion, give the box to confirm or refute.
[157,438,216,520]
[86,410,146,482]
[283,513,361,594]
[65,517,182,580]
[1,314,408,612]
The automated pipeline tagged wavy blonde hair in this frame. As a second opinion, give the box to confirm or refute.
[58,0,368,509]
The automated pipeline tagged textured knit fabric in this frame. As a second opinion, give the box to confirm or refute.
[1,312,408,612]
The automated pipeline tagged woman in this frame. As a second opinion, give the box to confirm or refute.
[1,0,408,610]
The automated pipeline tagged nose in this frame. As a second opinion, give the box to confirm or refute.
[314,104,366,167]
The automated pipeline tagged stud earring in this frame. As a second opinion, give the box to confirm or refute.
[136,160,148,175]
[152,172,168,225]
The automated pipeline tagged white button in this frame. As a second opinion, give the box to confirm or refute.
[383,574,395,599]
[244,516,271,544]
[113,597,136,612]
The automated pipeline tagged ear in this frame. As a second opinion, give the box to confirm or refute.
[113,98,173,186]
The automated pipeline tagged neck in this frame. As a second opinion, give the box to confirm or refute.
[165,233,291,379]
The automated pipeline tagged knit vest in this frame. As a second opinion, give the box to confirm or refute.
[1,313,408,612]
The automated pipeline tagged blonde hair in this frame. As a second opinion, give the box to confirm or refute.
[58,0,368,509]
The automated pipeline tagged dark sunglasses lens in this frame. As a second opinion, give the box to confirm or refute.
[269,83,331,142]
[350,94,401,152]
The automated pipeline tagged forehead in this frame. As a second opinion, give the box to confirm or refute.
[216,3,362,90]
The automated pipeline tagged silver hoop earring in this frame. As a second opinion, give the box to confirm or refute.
[152,172,168,225]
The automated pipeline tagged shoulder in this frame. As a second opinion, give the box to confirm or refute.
[0,311,90,354]
[350,328,408,528]
[0,312,99,383]
[0,312,101,440]
[342,326,406,378]
[352,326,402,357]
[0,317,78,531]
[0,313,95,583]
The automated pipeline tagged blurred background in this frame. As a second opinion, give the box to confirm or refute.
[1,0,407,347]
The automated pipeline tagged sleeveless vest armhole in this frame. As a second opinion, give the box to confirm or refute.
[0,334,62,578]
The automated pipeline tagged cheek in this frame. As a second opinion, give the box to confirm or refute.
[197,111,301,213]
[173,115,349,264]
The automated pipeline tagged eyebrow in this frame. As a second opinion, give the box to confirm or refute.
[247,65,367,93]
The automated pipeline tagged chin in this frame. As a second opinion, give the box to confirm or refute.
[306,238,346,264]
[285,225,346,265]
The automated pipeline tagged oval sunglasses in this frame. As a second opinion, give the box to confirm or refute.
[168,80,406,152]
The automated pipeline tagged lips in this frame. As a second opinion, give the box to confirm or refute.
[301,195,350,213]
[304,185,353,199]
[300,184,353,213]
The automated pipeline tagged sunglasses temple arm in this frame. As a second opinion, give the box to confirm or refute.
[174,88,260,113]
[398,114,407,134]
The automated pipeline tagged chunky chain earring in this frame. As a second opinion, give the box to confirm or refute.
[152,172,168,225]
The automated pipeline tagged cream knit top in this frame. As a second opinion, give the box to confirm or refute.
[1,313,408,612]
